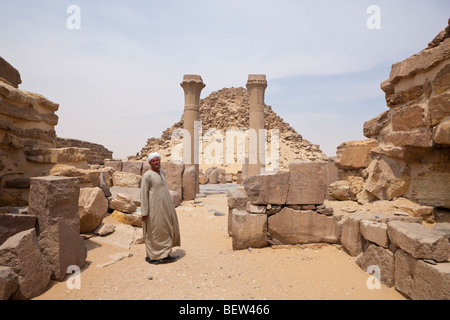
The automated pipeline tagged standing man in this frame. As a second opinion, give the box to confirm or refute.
[140,152,181,264]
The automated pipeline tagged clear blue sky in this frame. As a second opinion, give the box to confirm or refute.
[1,0,449,158]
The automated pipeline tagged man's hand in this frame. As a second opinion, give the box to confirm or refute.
[142,215,148,222]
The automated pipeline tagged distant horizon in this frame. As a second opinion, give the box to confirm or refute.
[2,1,449,159]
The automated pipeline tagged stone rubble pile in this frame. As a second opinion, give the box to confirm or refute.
[228,160,450,300]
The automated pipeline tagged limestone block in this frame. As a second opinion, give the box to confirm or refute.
[432,63,450,94]
[363,111,389,138]
[104,159,122,171]
[182,166,196,201]
[112,171,141,188]
[110,210,142,227]
[110,186,141,206]
[227,188,249,236]
[0,57,21,87]
[328,180,352,201]
[341,213,380,256]
[122,161,143,175]
[268,207,341,245]
[0,266,19,300]
[386,85,424,107]
[432,222,450,238]
[24,147,90,164]
[410,171,450,209]
[388,38,450,85]
[356,244,395,287]
[395,249,450,300]
[335,139,379,170]
[78,187,108,233]
[433,117,450,145]
[360,220,389,248]
[391,104,425,131]
[0,214,37,245]
[428,91,450,126]
[243,171,290,205]
[363,157,411,201]
[232,209,267,250]
[109,193,137,213]
[161,162,184,200]
[50,164,100,187]
[387,220,449,262]
[391,197,435,223]
[29,176,80,234]
[287,161,327,205]
[231,210,267,250]
[383,128,434,148]
[0,229,52,300]
[38,220,87,281]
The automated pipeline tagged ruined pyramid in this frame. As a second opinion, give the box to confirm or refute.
[136,87,328,174]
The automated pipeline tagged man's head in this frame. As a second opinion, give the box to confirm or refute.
[148,152,161,172]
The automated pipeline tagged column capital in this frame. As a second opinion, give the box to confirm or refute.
[246,74,267,89]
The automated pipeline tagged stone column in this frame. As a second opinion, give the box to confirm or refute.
[181,75,205,199]
[246,74,267,176]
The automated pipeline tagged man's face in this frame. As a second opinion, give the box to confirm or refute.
[149,157,160,171]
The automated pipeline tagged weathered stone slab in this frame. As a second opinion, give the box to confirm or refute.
[29,176,80,234]
[268,207,341,245]
[109,193,137,213]
[356,244,395,287]
[287,161,327,205]
[0,57,22,87]
[0,266,19,300]
[110,210,142,227]
[410,171,450,209]
[227,188,249,236]
[335,139,379,170]
[395,249,450,300]
[110,186,141,206]
[0,214,37,245]
[49,164,100,188]
[112,171,141,188]
[389,38,450,85]
[104,159,123,171]
[161,162,184,200]
[428,91,450,126]
[243,171,290,205]
[78,187,108,233]
[387,220,449,262]
[0,229,52,300]
[122,161,143,175]
[182,166,196,201]
[38,220,87,281]
[231,209,267,250]
[24,147,90,164]
[360,220,389,248]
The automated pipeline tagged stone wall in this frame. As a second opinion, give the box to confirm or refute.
[362,23,450,210]
[55,137,113,165]
[327,22,450,212]
[0,58,113,207]
[228,161,450,300]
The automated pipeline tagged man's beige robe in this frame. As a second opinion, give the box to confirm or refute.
[140,169,181,260]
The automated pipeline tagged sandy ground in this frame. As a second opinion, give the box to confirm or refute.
[33,191,411,301]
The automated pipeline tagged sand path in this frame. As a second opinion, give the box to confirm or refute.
[34,192,406,301]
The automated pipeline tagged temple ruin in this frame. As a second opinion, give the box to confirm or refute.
[1,20,450,300]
